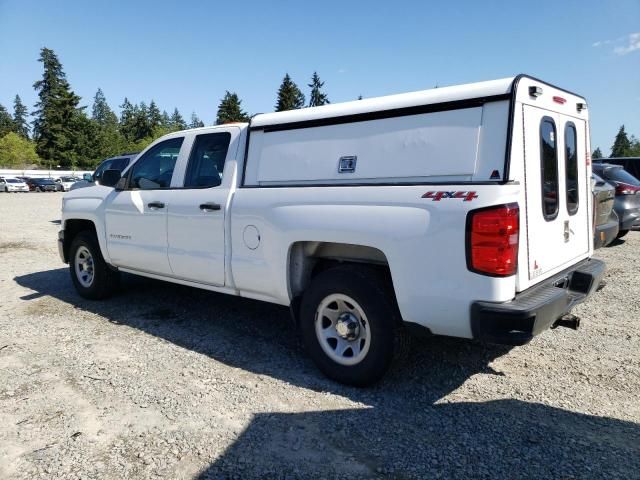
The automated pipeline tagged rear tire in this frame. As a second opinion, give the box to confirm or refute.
[69,231,119,300]
[300,265,407,386]
[617,229,629,239]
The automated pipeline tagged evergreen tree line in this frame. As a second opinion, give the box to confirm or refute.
[9,47,637,170]
[592,125,640,159]
[0,48,332,169]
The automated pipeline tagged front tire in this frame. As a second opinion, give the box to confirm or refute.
[300,265,406,386]
[69,231,119,299]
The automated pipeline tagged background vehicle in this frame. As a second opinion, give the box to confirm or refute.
[54,176,80,192]
[595,157,640,180]
[592,163,640,238]
[70,153,137,191]
[592,173,619,248]
[58,75,604,385]
[0,177,30,192]
[27,177,58,192]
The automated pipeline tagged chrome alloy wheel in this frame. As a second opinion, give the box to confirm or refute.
[74,246,95,288]
[315,294,371,366]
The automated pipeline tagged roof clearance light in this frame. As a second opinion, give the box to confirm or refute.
[577,102,587,112]
[553,96,567,104]
[529,86,543,97]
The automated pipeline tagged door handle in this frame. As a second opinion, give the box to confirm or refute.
[147,201,165,209]
[200,202,221,212]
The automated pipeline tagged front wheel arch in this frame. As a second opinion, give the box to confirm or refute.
[68,230,119,299]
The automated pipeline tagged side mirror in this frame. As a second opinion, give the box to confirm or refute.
[83,173,93,182]
[101,169,122,188]
[115,177,127,191]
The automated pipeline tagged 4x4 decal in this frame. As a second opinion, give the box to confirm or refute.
[422,191,478,202]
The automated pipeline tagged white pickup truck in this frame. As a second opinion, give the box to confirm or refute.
[58,75,604,385]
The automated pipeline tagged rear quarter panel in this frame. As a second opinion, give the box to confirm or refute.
[231,184,521,338]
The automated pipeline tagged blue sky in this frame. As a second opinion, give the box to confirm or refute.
[0,0,638,153]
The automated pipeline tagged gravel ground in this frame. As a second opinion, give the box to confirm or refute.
[0,192,639,479]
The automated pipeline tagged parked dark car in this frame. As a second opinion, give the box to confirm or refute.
[26,177,58,192]
[595,157,640,180]
[592,173,619,248]
[592,163,640,238]
[70,153,138,191]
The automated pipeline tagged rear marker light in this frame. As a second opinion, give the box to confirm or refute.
[577,102,587,112]
[466,203,519,277]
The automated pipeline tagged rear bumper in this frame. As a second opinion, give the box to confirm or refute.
[594,220,619,249]
[471,258,605,345]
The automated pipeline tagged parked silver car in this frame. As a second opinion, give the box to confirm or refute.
[592,163,640,238]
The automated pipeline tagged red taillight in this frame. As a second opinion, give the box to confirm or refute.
[553,96,567,104]
[614,183,640,195]
[466,203,519,277]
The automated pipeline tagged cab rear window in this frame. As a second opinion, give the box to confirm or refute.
[540,117,559,220]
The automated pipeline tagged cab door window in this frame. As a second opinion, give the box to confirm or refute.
[129,137,184,189]
[540,117,559,220]
[184,132,231,188]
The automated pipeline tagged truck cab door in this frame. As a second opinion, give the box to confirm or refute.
[166,127,240,286]
[104,136,185,275]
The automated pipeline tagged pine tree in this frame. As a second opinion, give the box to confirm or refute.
[592,147,603,160]
[308,72,329,107]
[91,88,118,127]
[170,108,187,130]
[275,74,305,111]
[88,90,125,162]
[69,110,99,169]
[0,103,14,137]
[611,125,631,157]
[189,112,205,128]
[630,136,640,157]
[216,91,249,124]
[32,47,83,166]
[119,98,137,140]
[133,102,152,140]
[12,95,29,138]
[161,110,171,128]
[148,100,163,130]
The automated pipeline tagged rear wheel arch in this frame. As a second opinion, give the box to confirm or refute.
[287,241,398,325]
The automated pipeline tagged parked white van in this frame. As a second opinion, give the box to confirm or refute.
[58,74,604,385]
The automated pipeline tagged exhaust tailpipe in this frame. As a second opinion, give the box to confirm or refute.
[552,314,580,330]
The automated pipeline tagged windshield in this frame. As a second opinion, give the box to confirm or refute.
[608,168,640,186]
[61,176,76,182]
[6,179,21,183]
[95,157,131,179]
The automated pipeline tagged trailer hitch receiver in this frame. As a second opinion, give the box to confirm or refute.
[552,314,580,330]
